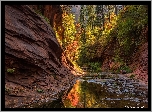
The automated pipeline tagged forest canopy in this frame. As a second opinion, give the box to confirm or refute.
[52,5,148,72]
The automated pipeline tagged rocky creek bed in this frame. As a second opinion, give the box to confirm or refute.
[60,72,148,108]
[5,72,148,108]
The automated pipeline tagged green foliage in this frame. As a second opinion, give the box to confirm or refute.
[53,6,81,71]
[113,82,117,87]
[37,89,43,93]
[35,10,50,24]
[54,5,147,74]
[105,5,148,65]
[113,69,120,74]
[5,87,11,94]
[116,5,148,59]
[35,10,42,15]
[130,74,136,79]
[111,64,132,74]
[7,68,15,73]
[77,43,99,65]
[78,5,119,65]
[77,47,87,66]
[5,87,10,92]
[113,54,123,64]
[43,17,50,24]
[120,65,133,73]
[95,5,104,27]
[62,13,76,47]
[88,62,102,72]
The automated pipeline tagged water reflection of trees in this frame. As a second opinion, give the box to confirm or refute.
[63,80,109,108]
[63,80,81,108]
[80,81,108,108]
[63,79,148,108]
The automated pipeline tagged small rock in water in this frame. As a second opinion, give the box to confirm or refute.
[120,70,127,74]
[123,89,129,93]
[127,85,134,88]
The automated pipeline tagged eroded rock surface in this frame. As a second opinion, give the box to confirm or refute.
[28,5,65,41]
[5,5,79,108]
[130,42,148,84]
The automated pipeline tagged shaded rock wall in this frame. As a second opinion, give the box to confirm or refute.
[129,26,148,83]
[130,42,148,83]
[29,5,65,41]
[5,5,78,108]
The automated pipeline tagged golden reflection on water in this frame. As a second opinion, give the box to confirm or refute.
[63,79,148,108]
[63,80,106,108]
[63,80,81,108]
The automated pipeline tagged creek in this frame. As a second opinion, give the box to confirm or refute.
[46,72,148,108]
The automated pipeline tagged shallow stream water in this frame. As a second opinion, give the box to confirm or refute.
[48,73,148,108]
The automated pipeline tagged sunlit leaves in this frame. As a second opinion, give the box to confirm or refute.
[62,13,77,43]
[53,5,82,71]
[78,5,119,65]
[55,5,148,69]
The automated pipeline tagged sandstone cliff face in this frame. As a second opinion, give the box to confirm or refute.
[130,42,148,83]
[5,5,78,108]
[29,5,65,41]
